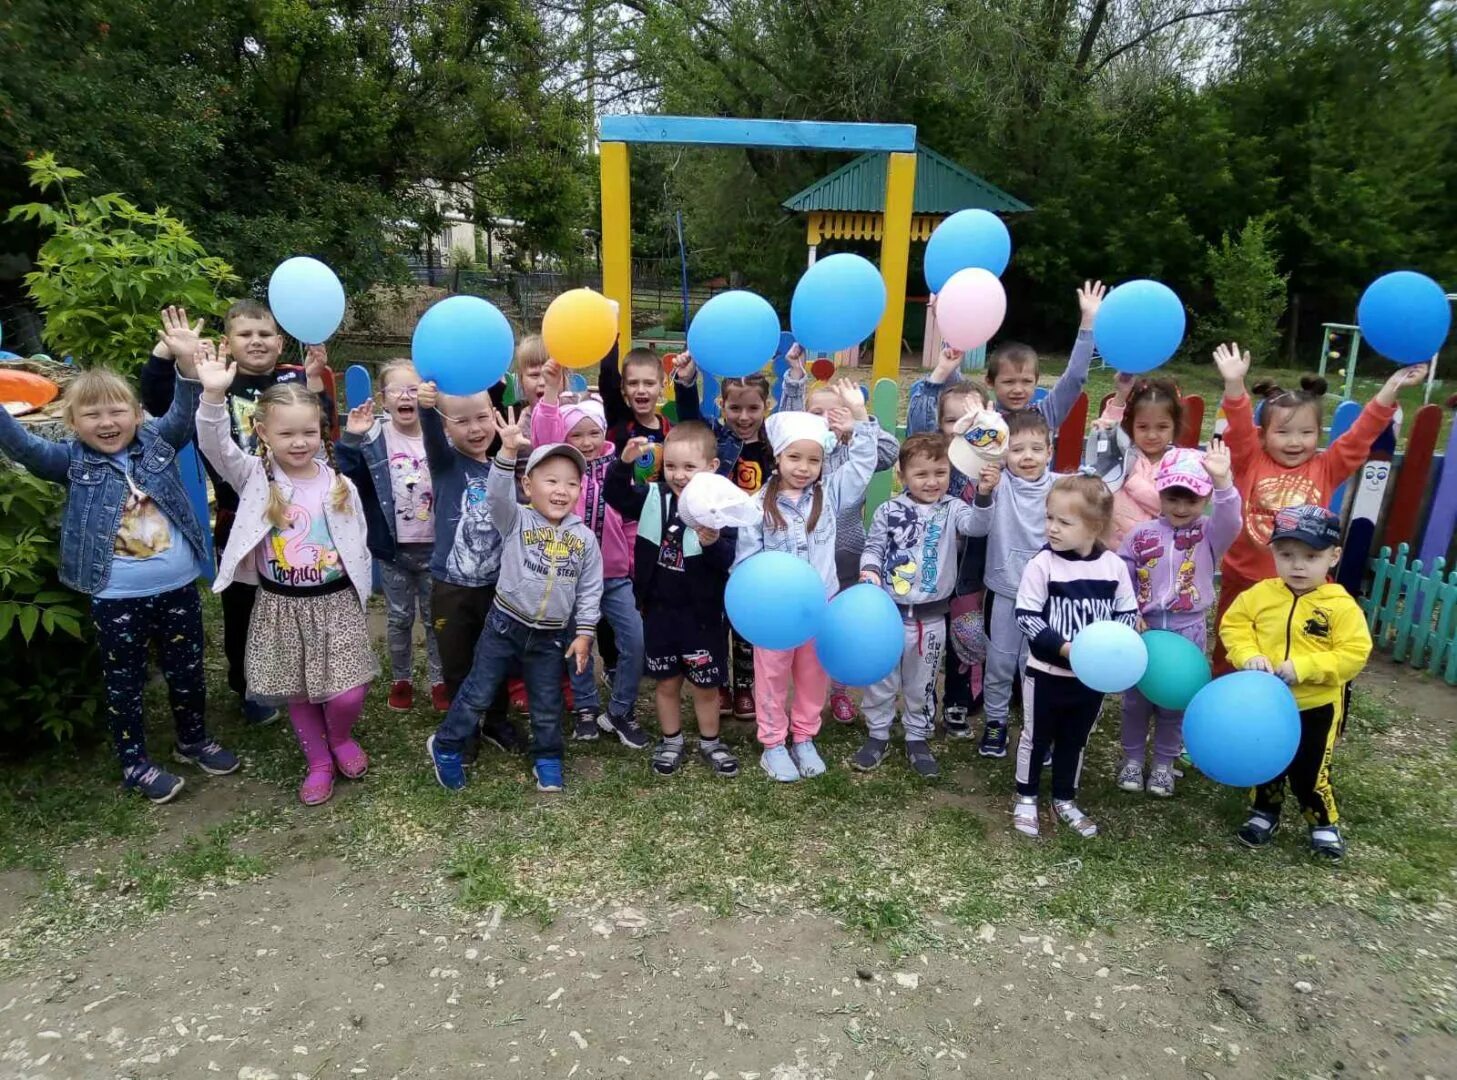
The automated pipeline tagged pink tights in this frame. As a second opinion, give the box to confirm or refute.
[288,685,368,771]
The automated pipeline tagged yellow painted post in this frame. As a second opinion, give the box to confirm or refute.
[872,151,917,386]
[599,141,633,347]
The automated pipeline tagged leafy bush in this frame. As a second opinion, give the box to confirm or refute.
[1202,215,1289,362]
[0,464,99,745]
[6,153,238,375]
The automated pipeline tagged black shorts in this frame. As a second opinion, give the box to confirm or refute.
[644,607,729,688]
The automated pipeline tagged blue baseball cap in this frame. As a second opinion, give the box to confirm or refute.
[1270,504,1341,550]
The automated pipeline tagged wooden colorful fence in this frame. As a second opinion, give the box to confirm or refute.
[1361,544,1457,685]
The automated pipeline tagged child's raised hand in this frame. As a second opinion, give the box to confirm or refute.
[1112,371,1137,403]
[494,406,528,457]
[673,351,698,385]
[158,306,205,368]
[1274,659,1298,685]
[565,634,592,675]
[304,344,329,383]
[620,435,651,464]
[977,463,1001,496]
[786,343,806,375]
[1243,655,1274,674]
[1077,280,1107,329]
[195,339,235,400]
[1203,435,1232,487]
[693,525,720,547]
[826,406,854,441]
[346,400,375,436]
[541,359,564,403]
[417,381,438,410]
[932,345,963,383]
[832,377,868,421]
[1212,342,1251,389]
[1377,362,1430,405]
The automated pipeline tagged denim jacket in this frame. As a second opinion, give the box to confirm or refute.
[0,374,208,595]
[336,419,399,562]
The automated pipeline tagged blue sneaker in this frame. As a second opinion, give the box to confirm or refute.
[533,757,564,792]
[427,734,466,790]
[241,697,279,726]
[978,721,1009,758]
[124,763,185,804]
[789,739,827,778]
[759,745,800,783]
[173,739,241,776]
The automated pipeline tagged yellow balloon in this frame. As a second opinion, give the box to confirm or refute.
[542,288,617,369]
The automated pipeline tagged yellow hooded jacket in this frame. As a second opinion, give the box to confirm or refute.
[1219,579,1372,710]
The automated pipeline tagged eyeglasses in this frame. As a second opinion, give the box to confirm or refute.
[384,385,420,399]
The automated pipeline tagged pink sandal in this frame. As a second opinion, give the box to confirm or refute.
[299,766,336,806]
[829,689,857,724]
[332,740,369,780]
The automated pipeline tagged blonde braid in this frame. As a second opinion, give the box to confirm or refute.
[322,438,352,514]
[258,442,291,530]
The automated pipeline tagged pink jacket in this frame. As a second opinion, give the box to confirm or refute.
[530,401,635,580]
[196,399,373,609]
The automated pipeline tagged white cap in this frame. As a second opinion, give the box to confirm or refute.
[947,407,1009,478]
[677,472,761,531]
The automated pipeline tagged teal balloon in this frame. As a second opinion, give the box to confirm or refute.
[814,584,903,686]
[726,551,826,650]
[1135,630,1212,710]
[268,256,346,344]
[1183,672,1300,787]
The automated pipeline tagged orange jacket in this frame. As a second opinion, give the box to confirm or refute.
[1220,393,1396,583]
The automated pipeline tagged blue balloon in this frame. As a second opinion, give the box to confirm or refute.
[726,551,826,651]
[1069,621,1148,693]
[567,371,589,393]
[814,584,904,687]
[1357,270,1451,365]
[791,254,886,353]
[687,290,780,378]
[412,296,514,396]
[1183,671,1300,787]
[1093,280,1186,374]
[268,257,346,344]
[924,209,1012,291]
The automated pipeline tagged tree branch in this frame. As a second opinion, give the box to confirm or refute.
[1086,5,1242,77]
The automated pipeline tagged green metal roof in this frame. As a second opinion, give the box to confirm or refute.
[781,144,1031,215]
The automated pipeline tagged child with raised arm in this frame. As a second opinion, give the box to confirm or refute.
[1209,342,1427,672]
[531,360,647,750]
[195,343,375,807]
[604,421,741,777]
[338,360,444,712]
[855,434,982,778]
[1085,374,1183,546]
[140,299,332,726]
[1220,505,1372,860]
[599,342,700,483]
[734,392,879,782]
[427,409,603,794]
[0,309,236,803]
[1116,440,1240,796]
[1012,475,1138,839]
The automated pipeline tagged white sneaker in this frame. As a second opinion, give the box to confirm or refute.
[1117,759,1145,792]
[1146,766,1175,798]
[789,739,827,778]
[759,746,800,783]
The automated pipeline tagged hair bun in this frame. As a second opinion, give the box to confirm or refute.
[1250,379,1283,400]
[1298,374,1329,396]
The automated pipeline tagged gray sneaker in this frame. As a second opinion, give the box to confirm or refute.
[1146,766,1176,798]
[905,739,940,779]
[851,736,890,772]
[1116,759,1145,792]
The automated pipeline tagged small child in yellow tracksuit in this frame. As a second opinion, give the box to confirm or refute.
[1218,504,1372,861]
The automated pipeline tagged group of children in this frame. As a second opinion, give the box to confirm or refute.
[1,283,1429,861]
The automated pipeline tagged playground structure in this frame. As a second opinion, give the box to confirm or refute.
[1317,302,1448,405]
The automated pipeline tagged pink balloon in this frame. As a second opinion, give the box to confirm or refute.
[936,267,1007,351]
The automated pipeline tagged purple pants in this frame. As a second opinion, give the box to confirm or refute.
[1120,620,1206,769]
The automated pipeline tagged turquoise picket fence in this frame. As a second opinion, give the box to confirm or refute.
[1361,544,1457,685]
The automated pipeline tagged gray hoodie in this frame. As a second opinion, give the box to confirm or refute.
[967,469,1058,599]
[488,454,603,634]
[861,493,980,611]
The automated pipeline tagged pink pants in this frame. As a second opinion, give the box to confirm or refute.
[753,644,828,748]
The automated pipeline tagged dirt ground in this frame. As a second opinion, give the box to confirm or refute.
[1,658,1453,1080]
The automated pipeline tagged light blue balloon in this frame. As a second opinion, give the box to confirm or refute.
[686,290,780,379]
[1093,280,1186,373]
[814,584,904,686]
[1183,671,1300,787]
[791,254,886,353]
[924,209,1011,291]
[1357,270,1451,365]
[267,256,346,344]
[726,551,826,650]
[1069,620,1148,693]
[412,296,514,396]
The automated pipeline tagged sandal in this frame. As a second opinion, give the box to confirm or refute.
[299,766,335,806]
[1309,825,1345,861]
[1237,809,1280,848]
[698,741,740,778]
[1053,799,1098,838]
[332,740,369,780]
[1013,796,1040,837]
[652,737,686,776]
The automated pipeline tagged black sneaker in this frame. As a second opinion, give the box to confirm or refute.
[943,707,973,740]
[572,709,601,741]
[978,721,1009,758]
[1237,809,1280,848]
[698,740,740,777]
[851,736,890,772]
[652,737,686,775]
[597,711,650,750]
[906,739,940,779]
[124,763,185,804]
[480,717,526,755]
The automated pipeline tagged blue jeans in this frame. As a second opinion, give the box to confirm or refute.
[435,606,567,758]
[567,577,644,718]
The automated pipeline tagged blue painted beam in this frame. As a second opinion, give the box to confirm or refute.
[598,115,916,152]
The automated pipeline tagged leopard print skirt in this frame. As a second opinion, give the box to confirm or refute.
[246,587,378,704]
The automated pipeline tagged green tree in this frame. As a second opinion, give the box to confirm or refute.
[1203,215,1289,361]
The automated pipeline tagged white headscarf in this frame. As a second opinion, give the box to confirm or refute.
[765,411,835,458]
